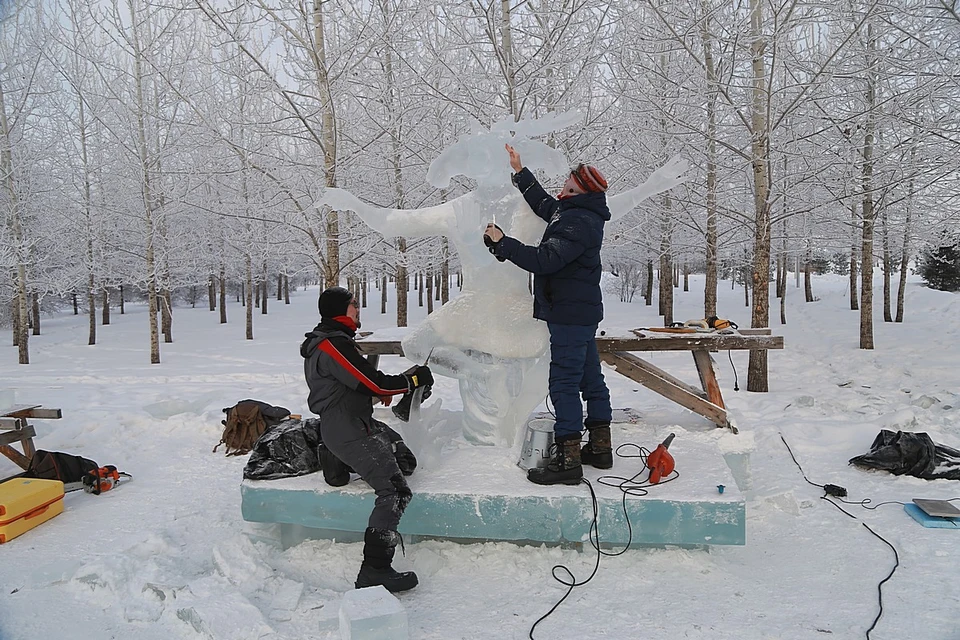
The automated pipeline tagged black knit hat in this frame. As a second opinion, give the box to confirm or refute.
[318,286,355,318]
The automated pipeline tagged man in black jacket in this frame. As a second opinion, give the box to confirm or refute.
[301,286,433,592]
[483,144,613,486]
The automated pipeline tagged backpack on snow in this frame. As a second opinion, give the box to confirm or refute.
[215,400,291,456]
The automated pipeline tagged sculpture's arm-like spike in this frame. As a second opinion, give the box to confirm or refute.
[608,156,690,222]
[316,188,473,238]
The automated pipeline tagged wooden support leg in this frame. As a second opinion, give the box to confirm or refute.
[692,350,737,433]
[692,350,725,408]
[0,444,31,469]
[0,423,37,469]
[601,352,731,430]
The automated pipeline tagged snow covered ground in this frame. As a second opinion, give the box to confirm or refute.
[1,272,958,640]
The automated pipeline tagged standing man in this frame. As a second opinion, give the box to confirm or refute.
[483,145,613,486]
[301,286,433,592]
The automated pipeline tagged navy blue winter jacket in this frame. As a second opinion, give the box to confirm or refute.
[492,167,611,326]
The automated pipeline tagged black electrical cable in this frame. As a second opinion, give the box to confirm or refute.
[779,433,899,640]
[528,440,678,639]
[727,350,739,391]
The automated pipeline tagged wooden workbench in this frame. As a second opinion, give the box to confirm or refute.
[0,405,62,469]
[355,329,783,433]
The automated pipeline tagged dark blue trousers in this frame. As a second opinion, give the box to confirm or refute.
[547,322,612,439]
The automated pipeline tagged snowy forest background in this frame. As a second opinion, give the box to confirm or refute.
[2,0,959,380]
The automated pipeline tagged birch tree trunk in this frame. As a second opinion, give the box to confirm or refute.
[313,0,339,287]
[426,269,434,314]
[659,196,674,326]
[882,209,892,322]
[219,266,227,324]
[850,202,859,310]
[896,150,915,323]
[747,0,771,392]
[441,237,450,304]
[261,261,268,315]
[128,0,161,363]
[381,274,388,314]
[645,260,653,306]
[859,20,876,350]
[245,255,253,340]
[0,75,29,363]
[31,294,39,335]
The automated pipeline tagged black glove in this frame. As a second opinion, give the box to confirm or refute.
[405,365,434,390]
[483,225,507,262]
[393,441,418,476]
[392,385,432,422]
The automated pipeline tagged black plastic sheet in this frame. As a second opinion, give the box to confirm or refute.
[243,418,322,480]
[849,430,960,480]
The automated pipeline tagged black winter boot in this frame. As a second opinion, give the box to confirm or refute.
[581,421,613,469]
[355,528,418,593]
[527,434,583,486]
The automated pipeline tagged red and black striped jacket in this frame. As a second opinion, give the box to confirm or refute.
[300,320,410,426]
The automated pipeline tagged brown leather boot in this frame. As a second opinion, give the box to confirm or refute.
[527,434,583,485]
[581,421,613,469]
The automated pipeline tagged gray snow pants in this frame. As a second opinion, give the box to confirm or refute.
[321,416,411,532]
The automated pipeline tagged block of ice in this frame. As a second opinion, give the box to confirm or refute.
[338,586,408,640]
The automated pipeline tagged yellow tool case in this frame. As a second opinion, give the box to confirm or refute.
[0,478,65,544]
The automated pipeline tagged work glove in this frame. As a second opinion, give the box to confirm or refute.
[393,441,418,476]
[483,224,507,262]
[405,365,434,391]
[392,385,432,422]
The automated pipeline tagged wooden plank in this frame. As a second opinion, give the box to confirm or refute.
[692,350,725,409]
[14,408,62,419]
[601,352,729,428]
[598,335,783,352]
[602,351,707,400]
[0,404,41,416]
[0,417,25,430]
[356,341,405,356]
[736,328,771,336]
[0,444,30,470]
[21,432,36,459]
[0,424,36,446]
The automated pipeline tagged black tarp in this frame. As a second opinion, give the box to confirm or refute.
[243,418,322,480]
[849,430,960,480]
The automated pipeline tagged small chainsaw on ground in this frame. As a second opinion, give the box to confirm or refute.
[64,466,133,494]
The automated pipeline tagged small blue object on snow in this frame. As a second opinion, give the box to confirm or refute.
[904,503,960,529]
[339,586,408,640]
[717,484,725,494]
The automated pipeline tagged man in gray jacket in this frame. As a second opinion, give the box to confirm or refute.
[301,286,433,592]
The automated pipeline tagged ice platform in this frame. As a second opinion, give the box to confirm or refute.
[241,427,745,549]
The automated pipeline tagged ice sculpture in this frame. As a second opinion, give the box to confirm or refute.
[317,112,687,446]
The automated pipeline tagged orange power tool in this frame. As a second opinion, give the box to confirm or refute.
[646,433,676,484]
[82,466,129,495]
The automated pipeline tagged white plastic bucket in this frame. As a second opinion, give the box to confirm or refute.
[517,418,555,470]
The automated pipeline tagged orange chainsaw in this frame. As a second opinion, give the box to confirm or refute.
[64,466,132,494]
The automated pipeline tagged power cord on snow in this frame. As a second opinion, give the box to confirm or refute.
[727,351,739,391]
[779,433,899,640]
[528,442,679,640]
